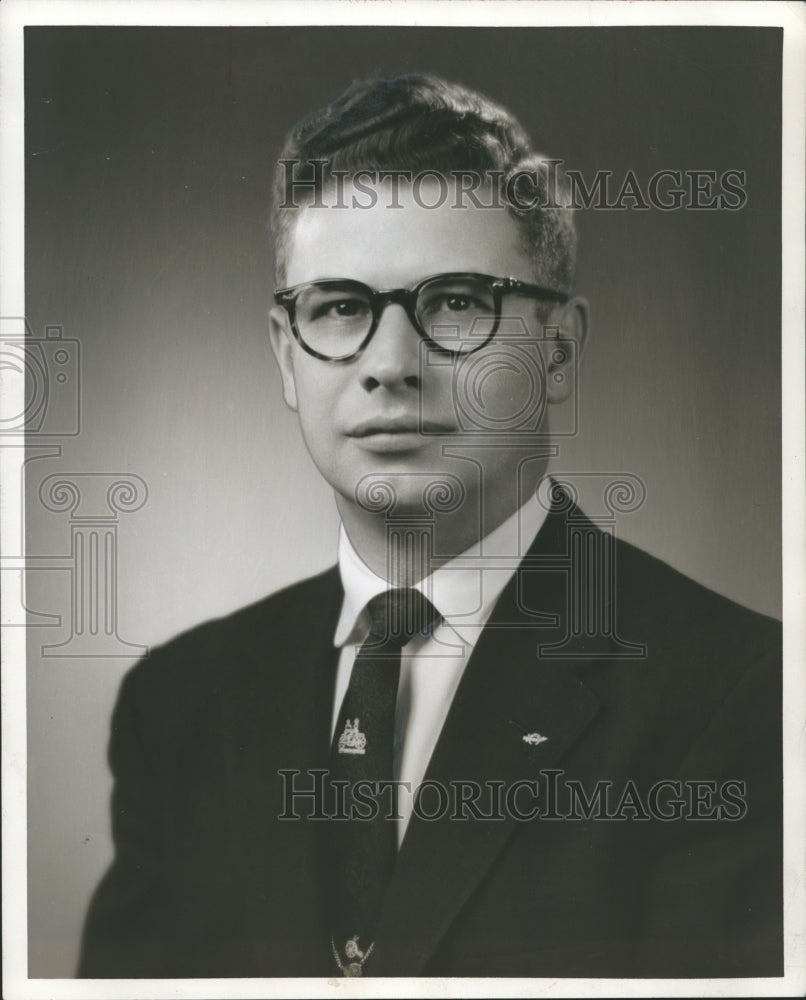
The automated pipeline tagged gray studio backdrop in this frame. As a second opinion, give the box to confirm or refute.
[23,26,781,976]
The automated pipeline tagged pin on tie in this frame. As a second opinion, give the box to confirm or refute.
[337,718,367,755]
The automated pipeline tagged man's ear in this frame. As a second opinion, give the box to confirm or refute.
[268,306,299,412]
[544,296,589,405]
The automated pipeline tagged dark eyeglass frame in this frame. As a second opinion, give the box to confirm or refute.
[273,272,568,362]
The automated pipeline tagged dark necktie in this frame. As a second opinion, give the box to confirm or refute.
[328,587,440,976]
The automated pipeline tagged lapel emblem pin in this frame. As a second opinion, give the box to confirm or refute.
[522,732,548,746]
[338,717,367,755]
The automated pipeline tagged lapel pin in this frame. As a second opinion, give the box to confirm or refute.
[522,732,548,746]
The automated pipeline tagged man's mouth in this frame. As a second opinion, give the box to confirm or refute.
[346,417,455,453]
[348,417,455,438]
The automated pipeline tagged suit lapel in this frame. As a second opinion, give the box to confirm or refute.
[370,505,604,976]
[210,566,343,763]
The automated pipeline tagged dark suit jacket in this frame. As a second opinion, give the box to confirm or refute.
[78,499,782,978]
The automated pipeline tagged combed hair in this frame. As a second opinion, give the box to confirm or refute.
[270,74,577,295]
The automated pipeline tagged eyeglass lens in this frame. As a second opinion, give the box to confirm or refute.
[293,276,497,358]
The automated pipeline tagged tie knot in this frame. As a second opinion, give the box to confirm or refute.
[365,588,440,645]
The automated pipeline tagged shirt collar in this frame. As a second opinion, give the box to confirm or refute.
[334,488,549,647]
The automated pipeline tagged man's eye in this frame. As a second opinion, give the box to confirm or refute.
[309,298,368,321]
[331,299,364,317]
[425,293,490,315]
[445,295,474,312]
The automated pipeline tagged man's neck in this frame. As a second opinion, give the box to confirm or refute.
[335,461,548,585]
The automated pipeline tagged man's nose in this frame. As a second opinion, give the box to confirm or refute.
[357,303,421,391]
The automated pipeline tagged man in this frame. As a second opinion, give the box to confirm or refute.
[78,75,782,979]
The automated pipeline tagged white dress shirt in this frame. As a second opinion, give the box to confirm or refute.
[331,491,549,845]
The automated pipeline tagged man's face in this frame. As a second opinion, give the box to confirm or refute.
[269,181,581,524]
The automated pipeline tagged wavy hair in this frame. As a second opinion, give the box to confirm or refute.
[270,74,577,296]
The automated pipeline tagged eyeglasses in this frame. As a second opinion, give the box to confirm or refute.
[273,272,568,361]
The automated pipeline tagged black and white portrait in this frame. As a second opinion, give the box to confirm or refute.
[3,3,803,995]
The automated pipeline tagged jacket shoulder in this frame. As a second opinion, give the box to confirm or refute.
[614,535,780,646]
[119,565,341,705]
[607,535,781,720]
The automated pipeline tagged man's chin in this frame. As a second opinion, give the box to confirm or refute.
[338,466,471,520]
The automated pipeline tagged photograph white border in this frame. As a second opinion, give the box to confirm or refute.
[2,2,804,998]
